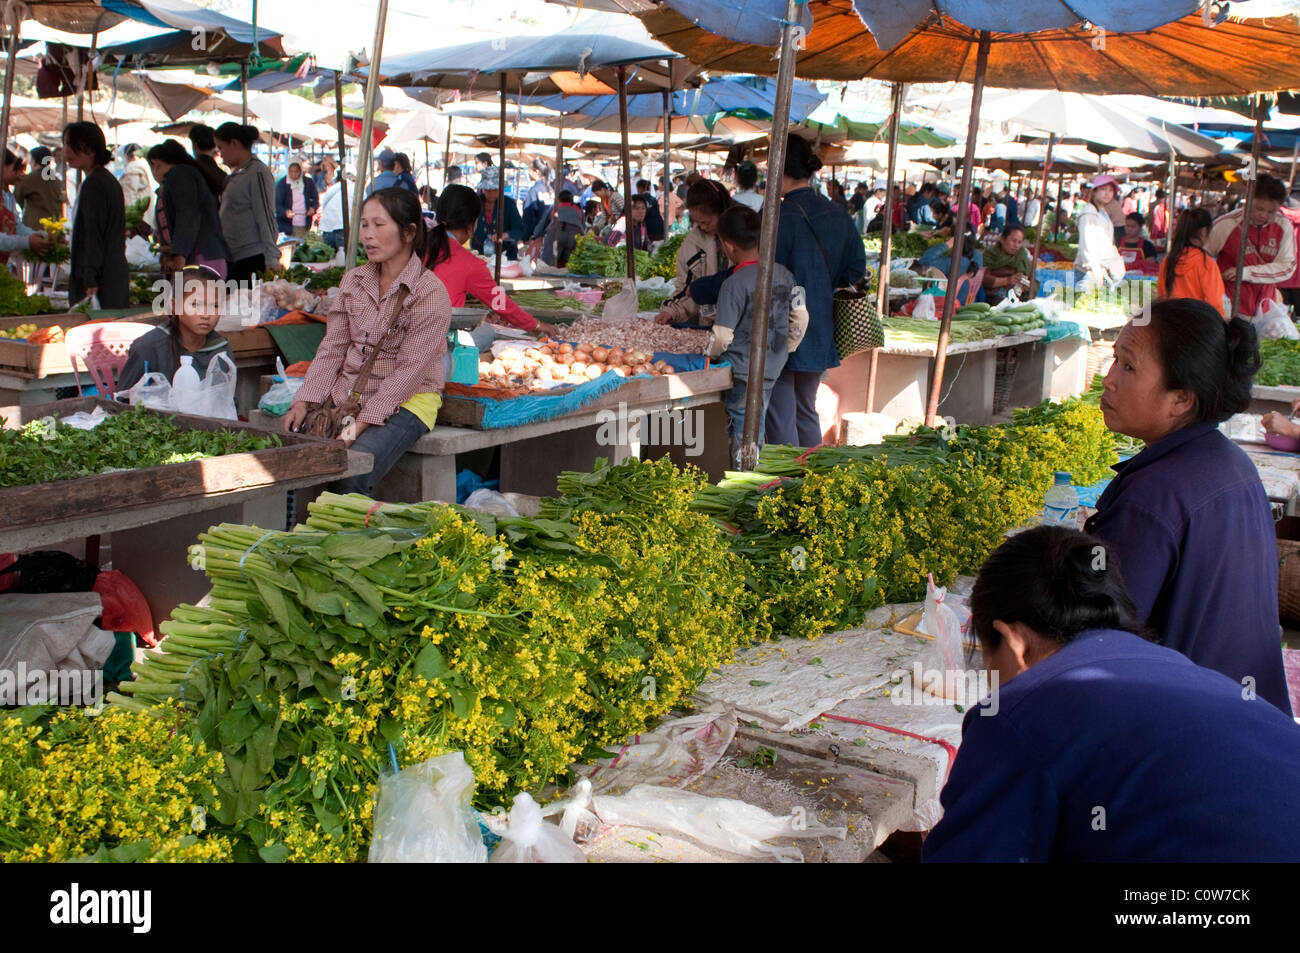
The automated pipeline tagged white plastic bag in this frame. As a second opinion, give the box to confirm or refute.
[920,574,965,699]
[490,793,586,863]
[259,359,304,417]
[1255,297,1299,340]
[462,488,521,517]
[601,282,640,322]
[368,752,487,863]
[913,293,936,320]
[125,235,159,270]
[117,371,174,411]
[589,784,845,863]
[59,406,112,430]
[188,351,237,419]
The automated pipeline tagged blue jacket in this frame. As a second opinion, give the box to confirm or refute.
[472,194,525,260]
[776,187,867,373]
[923,629,1300,862]
[273,175,319,232]
[1085,422,1290,715]
[366,169,399,198]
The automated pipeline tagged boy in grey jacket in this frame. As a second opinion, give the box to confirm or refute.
[710,205,793,465]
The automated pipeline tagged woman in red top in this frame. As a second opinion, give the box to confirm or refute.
[425,185,559,338]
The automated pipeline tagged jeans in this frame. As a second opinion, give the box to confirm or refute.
[765,365,824,447]
[331,408,429,497]
[725,377,776,467]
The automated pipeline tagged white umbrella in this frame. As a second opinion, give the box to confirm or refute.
[912,87,1223,159]
[247,91,335,138]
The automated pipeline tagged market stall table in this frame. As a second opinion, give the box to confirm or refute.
[1,399,372,630]
[825,329,1088,427]
[1250,383,1300,417]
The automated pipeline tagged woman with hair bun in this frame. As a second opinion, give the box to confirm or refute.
[283,188,451,495]
[1085,298,1290,714]
[63,121,129,307]
[923,526,1300,863]
[213,122,279,281]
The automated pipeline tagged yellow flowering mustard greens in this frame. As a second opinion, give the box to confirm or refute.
[0,704,233,863]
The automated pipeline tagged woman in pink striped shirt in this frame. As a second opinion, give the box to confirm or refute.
[284,188,452,496]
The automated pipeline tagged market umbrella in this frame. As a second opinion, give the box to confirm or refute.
[359,10,687,282]
[800,102,953,148]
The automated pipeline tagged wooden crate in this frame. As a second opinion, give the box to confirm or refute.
[0,398,347,532]
[436,365,733,429]
[0,310,162,376]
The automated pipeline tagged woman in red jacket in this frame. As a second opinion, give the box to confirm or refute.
[424,185,559,338]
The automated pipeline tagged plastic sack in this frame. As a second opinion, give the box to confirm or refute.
[913,293,936,320]
[920,573,965,699]
[601,282,640,322]
[1255,297,1299,340]
[125,235,158,270]
[259,359,304,417]
[183,351,237,420]
[59,406,111,430]
[490,793,586,863]
[368,752,487,863]
[462,488,521,517]
[589,784,845,863]
[117,371,174,411]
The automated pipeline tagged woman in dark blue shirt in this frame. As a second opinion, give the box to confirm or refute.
[1084,299,1290,715]
[924,526,1300,863]
[766,134,866,447]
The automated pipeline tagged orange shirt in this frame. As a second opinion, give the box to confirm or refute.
[1158,246,1227,318]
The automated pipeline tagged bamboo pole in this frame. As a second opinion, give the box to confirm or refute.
[740,0,800,468]
[1027,133,1055,297]
[443,116,453,188]
[1230,96,1265,321]
[333,71,349,251]
[925,30,991,428]
[1165,157,1177,255]
[0,2,19,164]
[662,90,672,227]
[241,62,248,124]
[617,65,635,281]
[346,0,390,272]
[868,81,905,414]
[495,73,506,284]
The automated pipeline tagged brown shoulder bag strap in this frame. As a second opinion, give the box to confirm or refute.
[346,284,412,405]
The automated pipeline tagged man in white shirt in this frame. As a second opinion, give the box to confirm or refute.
[319,172,352,249]
[1023,191,1041,229]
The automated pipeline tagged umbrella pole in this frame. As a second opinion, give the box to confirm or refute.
[347,0,391,273]
[1054,169,1065,241]
[443,117,453,189]
[496,73,506,285]
[241,62,248,125]
[925,30,990,429]
[1231,96,1265,321]
[333,71,349,250]
[660,90,670,228]
[741,0,800,468]
[1165,156,1177,255]
[869,80,905,415]
[424,137,430,197]
[617,65,634,281]
[1289,141,1299,190]
[0,5,19,166]
[1028,133,1055,297]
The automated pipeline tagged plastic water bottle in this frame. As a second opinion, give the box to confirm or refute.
[171,355,201,412]
[1041,471,1079,527]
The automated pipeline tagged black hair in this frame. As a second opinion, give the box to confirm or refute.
[590,179,608,193]
[426,183,480,268]
[970,526,1145,653]
[1161,206,1214,298]
[1256,174,1287,204]
[736,160,758,190]
[124,143,142,160]
[63,121,112,166]
[919,182,936,195]
[395,153,411,174]
[476,152,493,165]
[1126,211,1144,226]
[584,199,600,217]
[717,204,761,249]
[783,133,823,181]
[363,187,429,262]
[558,189,573,204]
[3,148,20,169]
[446,166,462,182]
[189,124,216,152]
[636,178,651,191]
[1156,188,1167,200]
[167,265,224,369]
[630,193,647,208]
[685,178,730,216]
[145,139,198,168]
[1144,298,1260,423]
[29,146,50,167]
[213,122,260,149]
[928,197,952,220]
[1001,223,1025,239]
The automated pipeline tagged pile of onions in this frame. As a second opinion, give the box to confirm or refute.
[478,340,676,390]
